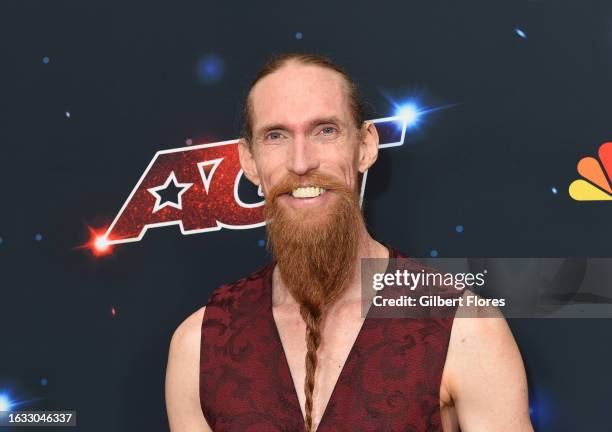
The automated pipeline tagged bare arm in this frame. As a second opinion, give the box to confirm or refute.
[441,293,533,432]
[165,306,212,432]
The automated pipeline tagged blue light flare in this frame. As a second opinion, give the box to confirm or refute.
[0,393,13,411]
[0,390,47,412]
[372,96,460,149]
[396,103,421,128]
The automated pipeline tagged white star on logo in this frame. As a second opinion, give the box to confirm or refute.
[147,171,193,213]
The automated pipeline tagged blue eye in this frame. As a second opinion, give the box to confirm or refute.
[321,126,336,135]
[267,132,282,140]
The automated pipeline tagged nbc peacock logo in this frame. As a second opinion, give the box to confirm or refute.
[569,142,612,201]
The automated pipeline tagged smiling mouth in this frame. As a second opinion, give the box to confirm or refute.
[290,186,327,198]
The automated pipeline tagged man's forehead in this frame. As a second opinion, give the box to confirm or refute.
[250,63,351,129]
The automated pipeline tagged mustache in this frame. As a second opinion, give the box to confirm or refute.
[265,171,354,203]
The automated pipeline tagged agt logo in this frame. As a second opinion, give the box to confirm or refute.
[87,109,421,255]
[569,142,612,201]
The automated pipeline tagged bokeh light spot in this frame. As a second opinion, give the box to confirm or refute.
[196,54,225,84]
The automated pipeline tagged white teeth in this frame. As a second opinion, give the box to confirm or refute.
[291,186,326,198]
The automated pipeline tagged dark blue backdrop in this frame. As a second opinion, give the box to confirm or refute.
[1,1,611,430]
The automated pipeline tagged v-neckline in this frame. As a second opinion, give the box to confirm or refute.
[266,245,395,430]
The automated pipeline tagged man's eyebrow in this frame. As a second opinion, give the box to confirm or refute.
[309,116,344,127]
[256,117,346,137]
[256,123,287,137]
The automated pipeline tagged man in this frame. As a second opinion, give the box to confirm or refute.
[165,53,533,431]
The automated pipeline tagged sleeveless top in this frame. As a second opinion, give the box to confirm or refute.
[200,247,461,431]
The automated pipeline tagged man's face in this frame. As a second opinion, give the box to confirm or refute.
[241,63,371,218]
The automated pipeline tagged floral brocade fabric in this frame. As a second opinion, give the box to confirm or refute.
[200,247,459,431]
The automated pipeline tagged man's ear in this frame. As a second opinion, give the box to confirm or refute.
[358,121,379,173]
[237,138,261,186]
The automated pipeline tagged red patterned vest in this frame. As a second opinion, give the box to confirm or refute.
[200,247,459,431]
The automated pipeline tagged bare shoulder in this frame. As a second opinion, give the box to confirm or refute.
[445,290,519,385]
[168,306,206,372]
[440,290,533,431]
[450,289,509,345]
[172,306,207,350]
[165,306,212,432]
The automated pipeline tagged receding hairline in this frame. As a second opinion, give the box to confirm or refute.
[245,60,357,137]
[250,58,350,91]
[241,53,365,144]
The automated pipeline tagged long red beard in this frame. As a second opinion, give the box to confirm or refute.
[263,171,363,431]
[264,171,363,317]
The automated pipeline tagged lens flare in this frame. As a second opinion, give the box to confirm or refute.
[77,225,114,257]
[396,103,421,127]
[0,393,12,411]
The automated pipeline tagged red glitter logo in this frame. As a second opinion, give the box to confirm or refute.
[90,114,411,253]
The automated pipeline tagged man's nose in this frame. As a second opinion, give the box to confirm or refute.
[286,135,319,176]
